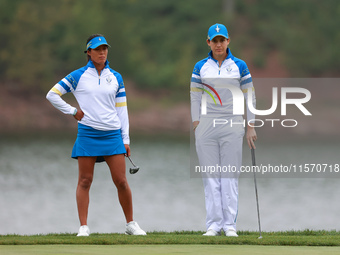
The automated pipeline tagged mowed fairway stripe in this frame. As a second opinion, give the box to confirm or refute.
[1,245,340,255]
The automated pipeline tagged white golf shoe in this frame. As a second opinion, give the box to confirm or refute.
[203,229,220,236]
[77,225,90,236]
[125,221,147,235]
[225,229,238,237]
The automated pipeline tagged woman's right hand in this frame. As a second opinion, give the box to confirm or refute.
[193,121,200,131]
[73,109,84,121]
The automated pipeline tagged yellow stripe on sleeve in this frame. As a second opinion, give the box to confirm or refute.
[115,102,127,107]
[191,87,202,92]
[51,87,62,96]
[242,87,255,93]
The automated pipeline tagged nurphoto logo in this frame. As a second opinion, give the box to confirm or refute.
[200,83,312,128]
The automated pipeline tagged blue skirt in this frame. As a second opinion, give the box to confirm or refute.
[72,123,126,163]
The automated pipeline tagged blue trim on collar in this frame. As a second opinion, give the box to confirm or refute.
[208,48,233,63]
[87,59,110,68]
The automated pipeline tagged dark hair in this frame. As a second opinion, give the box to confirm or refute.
[84,33,105,62]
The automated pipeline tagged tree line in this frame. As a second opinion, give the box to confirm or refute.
[0,0,339,94]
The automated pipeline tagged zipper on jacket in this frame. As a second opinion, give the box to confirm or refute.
[218,59,227,75]
[216,59,222,75]
[97,70,101,85]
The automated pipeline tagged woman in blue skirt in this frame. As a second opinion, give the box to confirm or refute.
[46,34,146,236]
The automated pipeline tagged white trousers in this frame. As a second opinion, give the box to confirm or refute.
[195,116,244,233]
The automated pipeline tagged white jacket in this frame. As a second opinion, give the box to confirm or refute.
[190,48,255,123]
[46,60,130,144]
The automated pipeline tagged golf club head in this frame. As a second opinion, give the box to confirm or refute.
[129,166,140,174]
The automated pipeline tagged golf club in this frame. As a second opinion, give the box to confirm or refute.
[251,145,263,239]
[127,156,140,174]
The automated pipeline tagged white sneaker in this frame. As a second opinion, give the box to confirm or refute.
[77,225,90,236]
[203,229,220,236]
[125,221,147,235]
[225,229,238,237]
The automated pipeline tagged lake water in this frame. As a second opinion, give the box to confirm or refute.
[0,135,339,235]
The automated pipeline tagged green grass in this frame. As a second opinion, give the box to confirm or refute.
[2,245,340,255]
[1,230,340,246]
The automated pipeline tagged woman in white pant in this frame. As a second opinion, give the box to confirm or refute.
[190,24,257,237]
